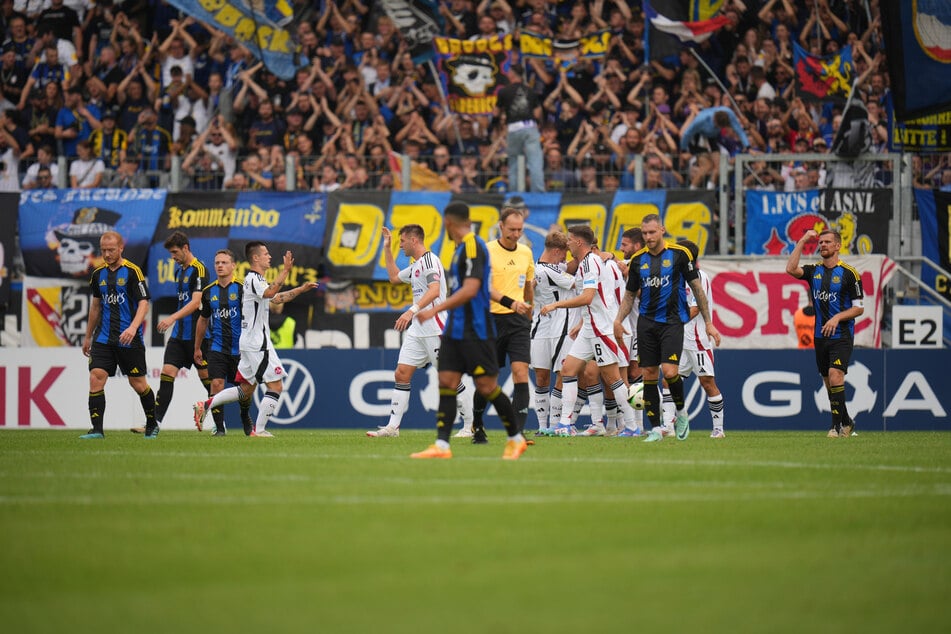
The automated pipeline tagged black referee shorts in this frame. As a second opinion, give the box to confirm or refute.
[814,337,853,376]
[493,312,532,365]
[636,316,685,368]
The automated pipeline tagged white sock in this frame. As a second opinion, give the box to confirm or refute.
[708,394,725,430]
[549,389,562,429]
[612,380,638,430]
[587,385,604,427]
[456,383,473,430]
[436,439,450,450]
[210,385,242,409]
[387,383,411,429]
[573,386,587,417]
[662,388,676,428]
[534,386,550,430]
[604,398,618,432]
[560,379,579,426]
[255,391,280,433]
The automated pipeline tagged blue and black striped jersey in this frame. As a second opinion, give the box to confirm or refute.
[445,232,495,341]
[800,261,864,340]
[171,257,208,340]
[89,259,150,347]
[626,242,699,324]
[199,278,243,355]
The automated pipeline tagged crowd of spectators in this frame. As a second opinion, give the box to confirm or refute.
[0,0,947,194]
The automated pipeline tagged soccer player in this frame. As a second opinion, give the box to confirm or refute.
[618,228,644,385]
[540,225,640,436]
[677,240,726,438]
[193,249,253,436]
[133,231,209,434]
[785,229,864,437]
[366,224,474,438]
[614,214,721,442]
[193,243,317,437]
[410,201,527,460]
[469,205,534,443]
[81,231,157,438]
[530,230,576,435]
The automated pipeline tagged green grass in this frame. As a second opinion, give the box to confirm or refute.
[1,429,949,634]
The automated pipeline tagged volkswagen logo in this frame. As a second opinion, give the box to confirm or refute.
[253,358,316,425]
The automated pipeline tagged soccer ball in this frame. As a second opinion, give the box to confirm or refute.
[628,382,645,410]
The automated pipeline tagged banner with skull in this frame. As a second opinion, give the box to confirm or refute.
[435,34,512,115]
[18,189,167,279]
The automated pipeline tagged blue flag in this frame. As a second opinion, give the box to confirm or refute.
[882,0,951,120]
[165,0,299,80]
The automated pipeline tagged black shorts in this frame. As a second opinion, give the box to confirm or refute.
[88,342,147,377]
[636,317,685,368]
[438,337,499,377]
[493,312,531,365]
[163,337,208,370]
[206,350,239,382]
[814,337,853,376]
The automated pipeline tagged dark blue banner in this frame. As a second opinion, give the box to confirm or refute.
[164,0,299,80]
[744,188,890,255]
[262,349,951,431]
[380,0,443,64]
[20,189,166,280]
[149,191,326,300]
[882,0,951,120]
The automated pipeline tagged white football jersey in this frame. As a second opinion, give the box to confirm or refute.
[240,271,273,352]
[578,251,618,338]
[683,269,713,351]
[532,261,576,339]
[398,251,447,337]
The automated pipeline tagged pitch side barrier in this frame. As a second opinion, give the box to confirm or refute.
[1,348,947,432]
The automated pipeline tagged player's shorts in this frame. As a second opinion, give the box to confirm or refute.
[236,348,286,385]
[814,337,853,377]
[88,342,147,377]
[679,348,716,377]
[206,350,240,382]
[493,312,531,365]
[438,336,499,377]
[531,334,571,372]
[397,333,440,368]
[566,332,625,367]
[637,317,686,368]
[163,337,208,370]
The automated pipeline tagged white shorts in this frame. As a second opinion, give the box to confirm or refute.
[398,333,440,368]
[567,333,625,367]
[237,348,286,385]
[531,336,571,372]
[679,349,716,378]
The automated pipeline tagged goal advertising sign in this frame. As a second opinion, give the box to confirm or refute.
[2,348,948,432]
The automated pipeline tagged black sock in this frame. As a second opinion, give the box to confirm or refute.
[643,379,661,429]
[436,388,458,443]
[512,382,530,433]
[667,374,685,410]
[212,405,225,431]
[88,390,105,433]
[139,387,156,426]
[154,374,175,422]
[201,377,213,397]
[487,386,519,437]
[472,392,486,431]
[239,394,252,422]
[829,385,846,429]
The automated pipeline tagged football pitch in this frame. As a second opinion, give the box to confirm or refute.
[1,429,949,634]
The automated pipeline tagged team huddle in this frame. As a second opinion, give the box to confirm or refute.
[80,203,864,449]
